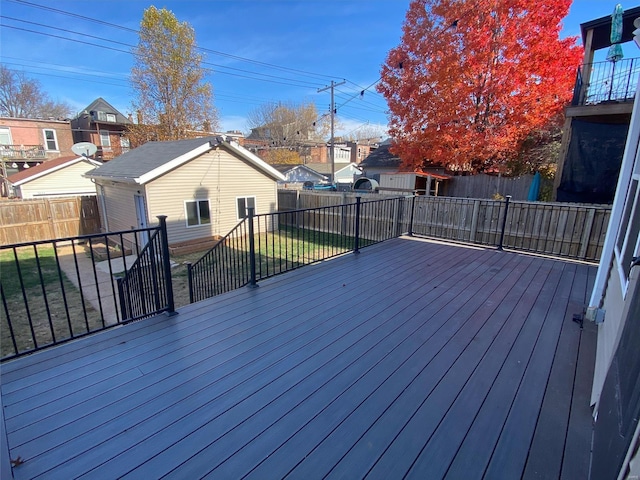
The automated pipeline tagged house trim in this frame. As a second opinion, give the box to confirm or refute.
[589,75,640,308]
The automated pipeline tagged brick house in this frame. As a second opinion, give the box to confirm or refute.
[71,98,132,161]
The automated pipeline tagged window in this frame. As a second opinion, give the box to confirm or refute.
[0,127,11,145]
[106,113,116,122]
[120,136,130,153]
[100,130,111,147]
[185,199,211,227]
[43,129,58,150]
[237,196,256,219]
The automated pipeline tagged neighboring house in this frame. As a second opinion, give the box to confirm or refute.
[71,98,132,161]
[358,139,401,180]
[270,164,328,188]
[586,23,640,479]
[309,144,352,164]
[0,117,75,162]
[346,141,377,164]
[554,6,640,203]
[305,162,362,184]
[0,117,76,196]
[86,136,285,249]
[7,156,101,199]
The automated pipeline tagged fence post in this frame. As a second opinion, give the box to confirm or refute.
[186,262,194,304]
[497,195,511,251]
[248,207,258,287]
[116,277,128,321]
[354,196,361,254]
[408,195,416,236]
[578,208,596,260]
[157,215,176,315]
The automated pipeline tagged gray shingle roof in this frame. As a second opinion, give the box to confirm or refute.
[359,143,401,168]
[87,137,217,181]
[80,97,131,125]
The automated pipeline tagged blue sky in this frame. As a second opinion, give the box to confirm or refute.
[0,0,633,137]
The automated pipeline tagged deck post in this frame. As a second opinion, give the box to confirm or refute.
[497,195,511,251]
[186,262,194,304]
[248,207,258,287]
[354,196,361,254]
[157,216,176,315]
[408,195,416,236]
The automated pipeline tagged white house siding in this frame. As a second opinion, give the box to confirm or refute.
[145,147,278,245]
[18,162,98,199]
[334,164,362,184]
[592,267,625,406]
[380,173,416,192]
[95,180,142,248]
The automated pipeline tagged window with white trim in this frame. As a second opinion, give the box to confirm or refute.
[185,199,211,227]
[0,127,12,145]
[237,196,256,219]
[43,129,58,150]
[100,130,111,147]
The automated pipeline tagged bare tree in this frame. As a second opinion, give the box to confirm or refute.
[247,101,329,147]
[0,65,73,118]
[129,6,218,143]
[345,124,387,144]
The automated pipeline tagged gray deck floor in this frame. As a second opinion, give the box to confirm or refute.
[1,236,596,479]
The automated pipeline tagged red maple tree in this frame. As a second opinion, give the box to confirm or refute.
[378,0,583,173]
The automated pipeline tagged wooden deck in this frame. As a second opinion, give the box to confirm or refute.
[0,236,597,479]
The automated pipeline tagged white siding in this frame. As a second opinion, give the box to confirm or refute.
[96,180,144,248]
[19,162,98,199]
[592,258,626,406]
[145,147,279,244]
[379,173,416,192]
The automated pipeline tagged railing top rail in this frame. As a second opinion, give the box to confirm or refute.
[0,225,159,250]
[260,195,407,218]
[582,57,640,67]
[189,217,247,270]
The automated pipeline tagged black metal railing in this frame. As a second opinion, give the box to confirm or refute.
[573,58,640,106]
[187,218,250,303]
[188,196,405,303]
[1,217,174,361]
[117,216,175,322]
[0,144,47,159]
[403,195,609,261]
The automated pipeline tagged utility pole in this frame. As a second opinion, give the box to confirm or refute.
[318,79,345,185]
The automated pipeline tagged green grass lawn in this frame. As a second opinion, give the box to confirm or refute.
[170,225,356,306]
[1,245,100,359]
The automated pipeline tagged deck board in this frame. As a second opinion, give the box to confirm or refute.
[0,237,597,480]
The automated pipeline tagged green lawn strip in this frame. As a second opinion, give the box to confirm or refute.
[1,246,101,358]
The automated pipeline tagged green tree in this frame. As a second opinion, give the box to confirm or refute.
[0,65,73,119]
[129,6,217,143]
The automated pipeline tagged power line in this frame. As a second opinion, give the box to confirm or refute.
[6,0,338,82]
[0,21,326,89]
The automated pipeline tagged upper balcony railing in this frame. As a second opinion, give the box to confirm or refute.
[0,144,47,159]
[572,58,640,106]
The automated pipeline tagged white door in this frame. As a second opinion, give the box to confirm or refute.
[134,194,149,246]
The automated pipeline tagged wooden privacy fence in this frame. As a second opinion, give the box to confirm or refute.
[0,196,101,245]
[277,191,612,262]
